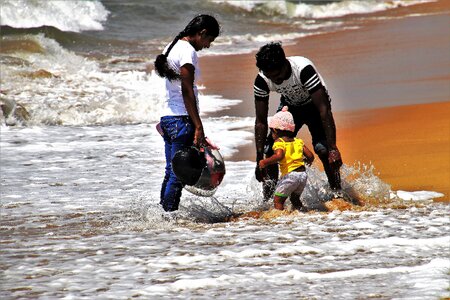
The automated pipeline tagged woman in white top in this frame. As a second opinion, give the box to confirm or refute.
[154,15,220,212]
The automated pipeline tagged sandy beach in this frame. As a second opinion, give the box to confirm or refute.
[199,0,450,200]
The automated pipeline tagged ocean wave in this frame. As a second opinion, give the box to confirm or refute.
[0,0,109,32]
[212,0,434,19]
[0,34,242,126]
[200,31,311,56]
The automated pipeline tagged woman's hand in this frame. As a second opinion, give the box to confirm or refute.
[205,136,219,150]
[193,126,205,148]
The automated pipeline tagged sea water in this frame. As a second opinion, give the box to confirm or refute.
[1,1,448,299]
[1,121,449,299]
[2,123,449,299]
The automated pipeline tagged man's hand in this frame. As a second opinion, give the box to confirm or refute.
[258,159,267,169]
[328,148,343,169]
[255,160,267,182]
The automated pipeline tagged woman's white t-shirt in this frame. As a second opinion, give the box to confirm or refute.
[162,40,200,116]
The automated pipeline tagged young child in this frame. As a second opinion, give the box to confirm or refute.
[258,106,314,210]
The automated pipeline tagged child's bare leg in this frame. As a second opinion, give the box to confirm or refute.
[274,196,287,210]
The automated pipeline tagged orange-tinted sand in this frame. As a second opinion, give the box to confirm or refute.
[336,102,450,199]
[198,0,450,200]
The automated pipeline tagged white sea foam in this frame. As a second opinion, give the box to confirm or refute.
[277,258,449,280]
[274,245,324,256]
[1,35,243,126]
[0,0,109,32]
[394,190,445,201]
[291,0,433,19]
[213,0,434,19]
[170,276,229,291]
[200,31,311,56]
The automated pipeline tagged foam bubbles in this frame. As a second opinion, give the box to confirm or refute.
[0,0,109,32]
[213,0,433,19]
[394,190,445,201]
[1,35,245,127]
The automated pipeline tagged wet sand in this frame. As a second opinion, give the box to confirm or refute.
[199,0,450,199]
[337,102,450,199]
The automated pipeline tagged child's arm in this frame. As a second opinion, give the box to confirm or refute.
[303,145,315,166]
[259,149,284,169]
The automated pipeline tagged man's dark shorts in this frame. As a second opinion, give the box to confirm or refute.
[265,100,330,157]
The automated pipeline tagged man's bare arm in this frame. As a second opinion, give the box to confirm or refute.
[311,87,336,150]
[255,97,269,162]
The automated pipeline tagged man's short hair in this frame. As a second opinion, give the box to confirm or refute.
[255,42,286,72]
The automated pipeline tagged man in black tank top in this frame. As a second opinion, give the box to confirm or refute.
[253,42,343,204]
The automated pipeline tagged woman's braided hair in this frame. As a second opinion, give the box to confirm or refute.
[154,14,220,81]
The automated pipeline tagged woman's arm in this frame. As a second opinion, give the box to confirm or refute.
[180,63,204,146]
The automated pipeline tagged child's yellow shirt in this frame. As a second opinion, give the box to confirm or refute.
[272,137,305,176]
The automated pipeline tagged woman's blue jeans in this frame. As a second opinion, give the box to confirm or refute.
[159,116,194,211]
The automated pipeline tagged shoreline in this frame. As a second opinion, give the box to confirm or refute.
[198,0,450,199]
